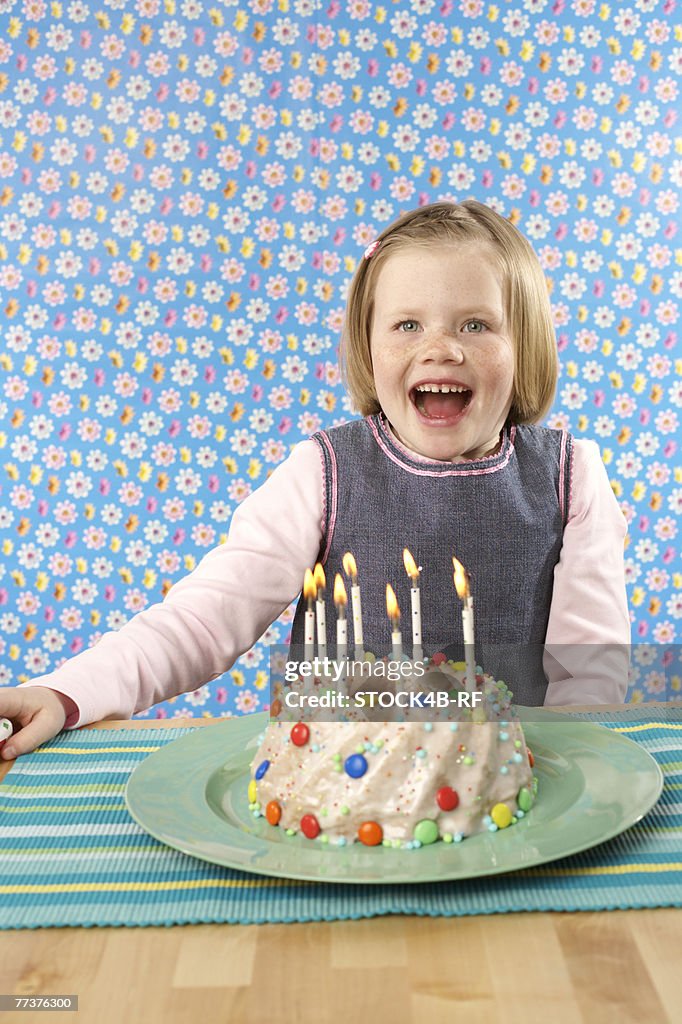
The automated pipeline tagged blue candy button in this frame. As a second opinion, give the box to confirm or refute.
[344,753,368,778]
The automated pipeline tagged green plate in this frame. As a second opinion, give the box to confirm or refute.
[125,712,663,885]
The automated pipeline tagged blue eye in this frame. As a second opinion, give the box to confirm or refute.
[398,320,419,332]
[463,320,486,333]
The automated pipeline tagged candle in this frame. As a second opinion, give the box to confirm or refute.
[334,573,348,661]
[403,548,423,662]
[0,719,13,743]
[385,584,402,659]
[452,556,476,692]
[313,562,327,657]
[342,551,364,658]
[302,568,316,663]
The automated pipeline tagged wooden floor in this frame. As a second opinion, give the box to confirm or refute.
[1,909,681,1024]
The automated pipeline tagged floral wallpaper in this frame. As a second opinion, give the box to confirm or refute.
[0,0,679,714]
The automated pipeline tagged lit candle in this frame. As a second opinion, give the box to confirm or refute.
[342,551,364,658]
[403,548,423,662]
[313,562,327,657]
[385,584,402,660]
[334,573,348,661]
[452,556,476,692]
[303,568,316,663]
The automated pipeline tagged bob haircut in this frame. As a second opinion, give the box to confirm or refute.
[341,200,558,424]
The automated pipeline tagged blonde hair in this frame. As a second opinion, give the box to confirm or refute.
[341,200,558,424]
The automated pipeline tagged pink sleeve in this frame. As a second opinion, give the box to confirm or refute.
[543,438,630,706]
[19,440,325,726]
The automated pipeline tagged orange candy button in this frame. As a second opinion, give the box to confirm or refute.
[358,821,383,846]
[527,747,534,768]
[266,801,282,826]
[271,699,282,717]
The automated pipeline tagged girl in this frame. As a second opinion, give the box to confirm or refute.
[0,201,629,760]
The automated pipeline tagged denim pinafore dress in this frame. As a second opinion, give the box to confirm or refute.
[289,414,572,705]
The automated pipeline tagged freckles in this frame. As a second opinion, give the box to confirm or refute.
[473,346,501,373]
[473,341,514,393]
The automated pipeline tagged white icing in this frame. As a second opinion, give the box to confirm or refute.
[250,663,534,846]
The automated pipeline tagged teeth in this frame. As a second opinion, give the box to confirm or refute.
[414,384,469,394]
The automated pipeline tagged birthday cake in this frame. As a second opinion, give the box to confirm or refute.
[248,656,536,849]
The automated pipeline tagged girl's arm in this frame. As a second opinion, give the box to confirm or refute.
[18,441,325,726]
[543,438,630,705]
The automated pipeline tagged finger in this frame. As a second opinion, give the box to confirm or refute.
[0,707,61,760]
[0,687,35,724]
[0,695,29,760]
[0,718,14,759]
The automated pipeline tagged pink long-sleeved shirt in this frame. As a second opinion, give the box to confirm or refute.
[21,433,630,723]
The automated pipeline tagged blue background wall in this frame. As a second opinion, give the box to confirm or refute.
[0,0,679,714]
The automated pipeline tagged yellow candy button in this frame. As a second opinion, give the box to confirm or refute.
[248,779,258,803]
[491,802,513,829]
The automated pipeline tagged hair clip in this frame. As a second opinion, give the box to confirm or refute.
[363,239,380,260]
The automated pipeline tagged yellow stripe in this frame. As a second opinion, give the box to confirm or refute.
[611,723,682,733]
[521,862,682,878]
[0,804,125,813]
[0,877,310,894]
[2,863,681,894]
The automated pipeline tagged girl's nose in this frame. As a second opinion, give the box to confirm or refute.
[422,329,464,362]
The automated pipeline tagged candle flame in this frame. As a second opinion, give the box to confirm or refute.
[334,573,347,608]
[342,551,358,580]
[403,548,419,581]
[452,556,470,599]
[303,568,317,602]
[313,562,326,593]
[385,584,400,623]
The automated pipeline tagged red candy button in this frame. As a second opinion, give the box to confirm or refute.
[358,821,383,846]
[266,801,281,826]
[527,747,534,768]
[431,652,447,665]
[291,722,310,747]
[300,813,320,839]
[436,786,459,811]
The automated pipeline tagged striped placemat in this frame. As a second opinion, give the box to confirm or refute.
[0,711,680,929]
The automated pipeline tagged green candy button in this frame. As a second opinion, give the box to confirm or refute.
[414,819,439,846]
[517,786,534,812]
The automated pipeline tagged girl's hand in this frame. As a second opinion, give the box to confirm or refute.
[0,687,77,760]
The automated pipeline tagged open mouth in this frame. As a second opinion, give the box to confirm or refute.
[410,383,472,421]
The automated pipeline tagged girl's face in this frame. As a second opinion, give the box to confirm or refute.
[369,244,515,462]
